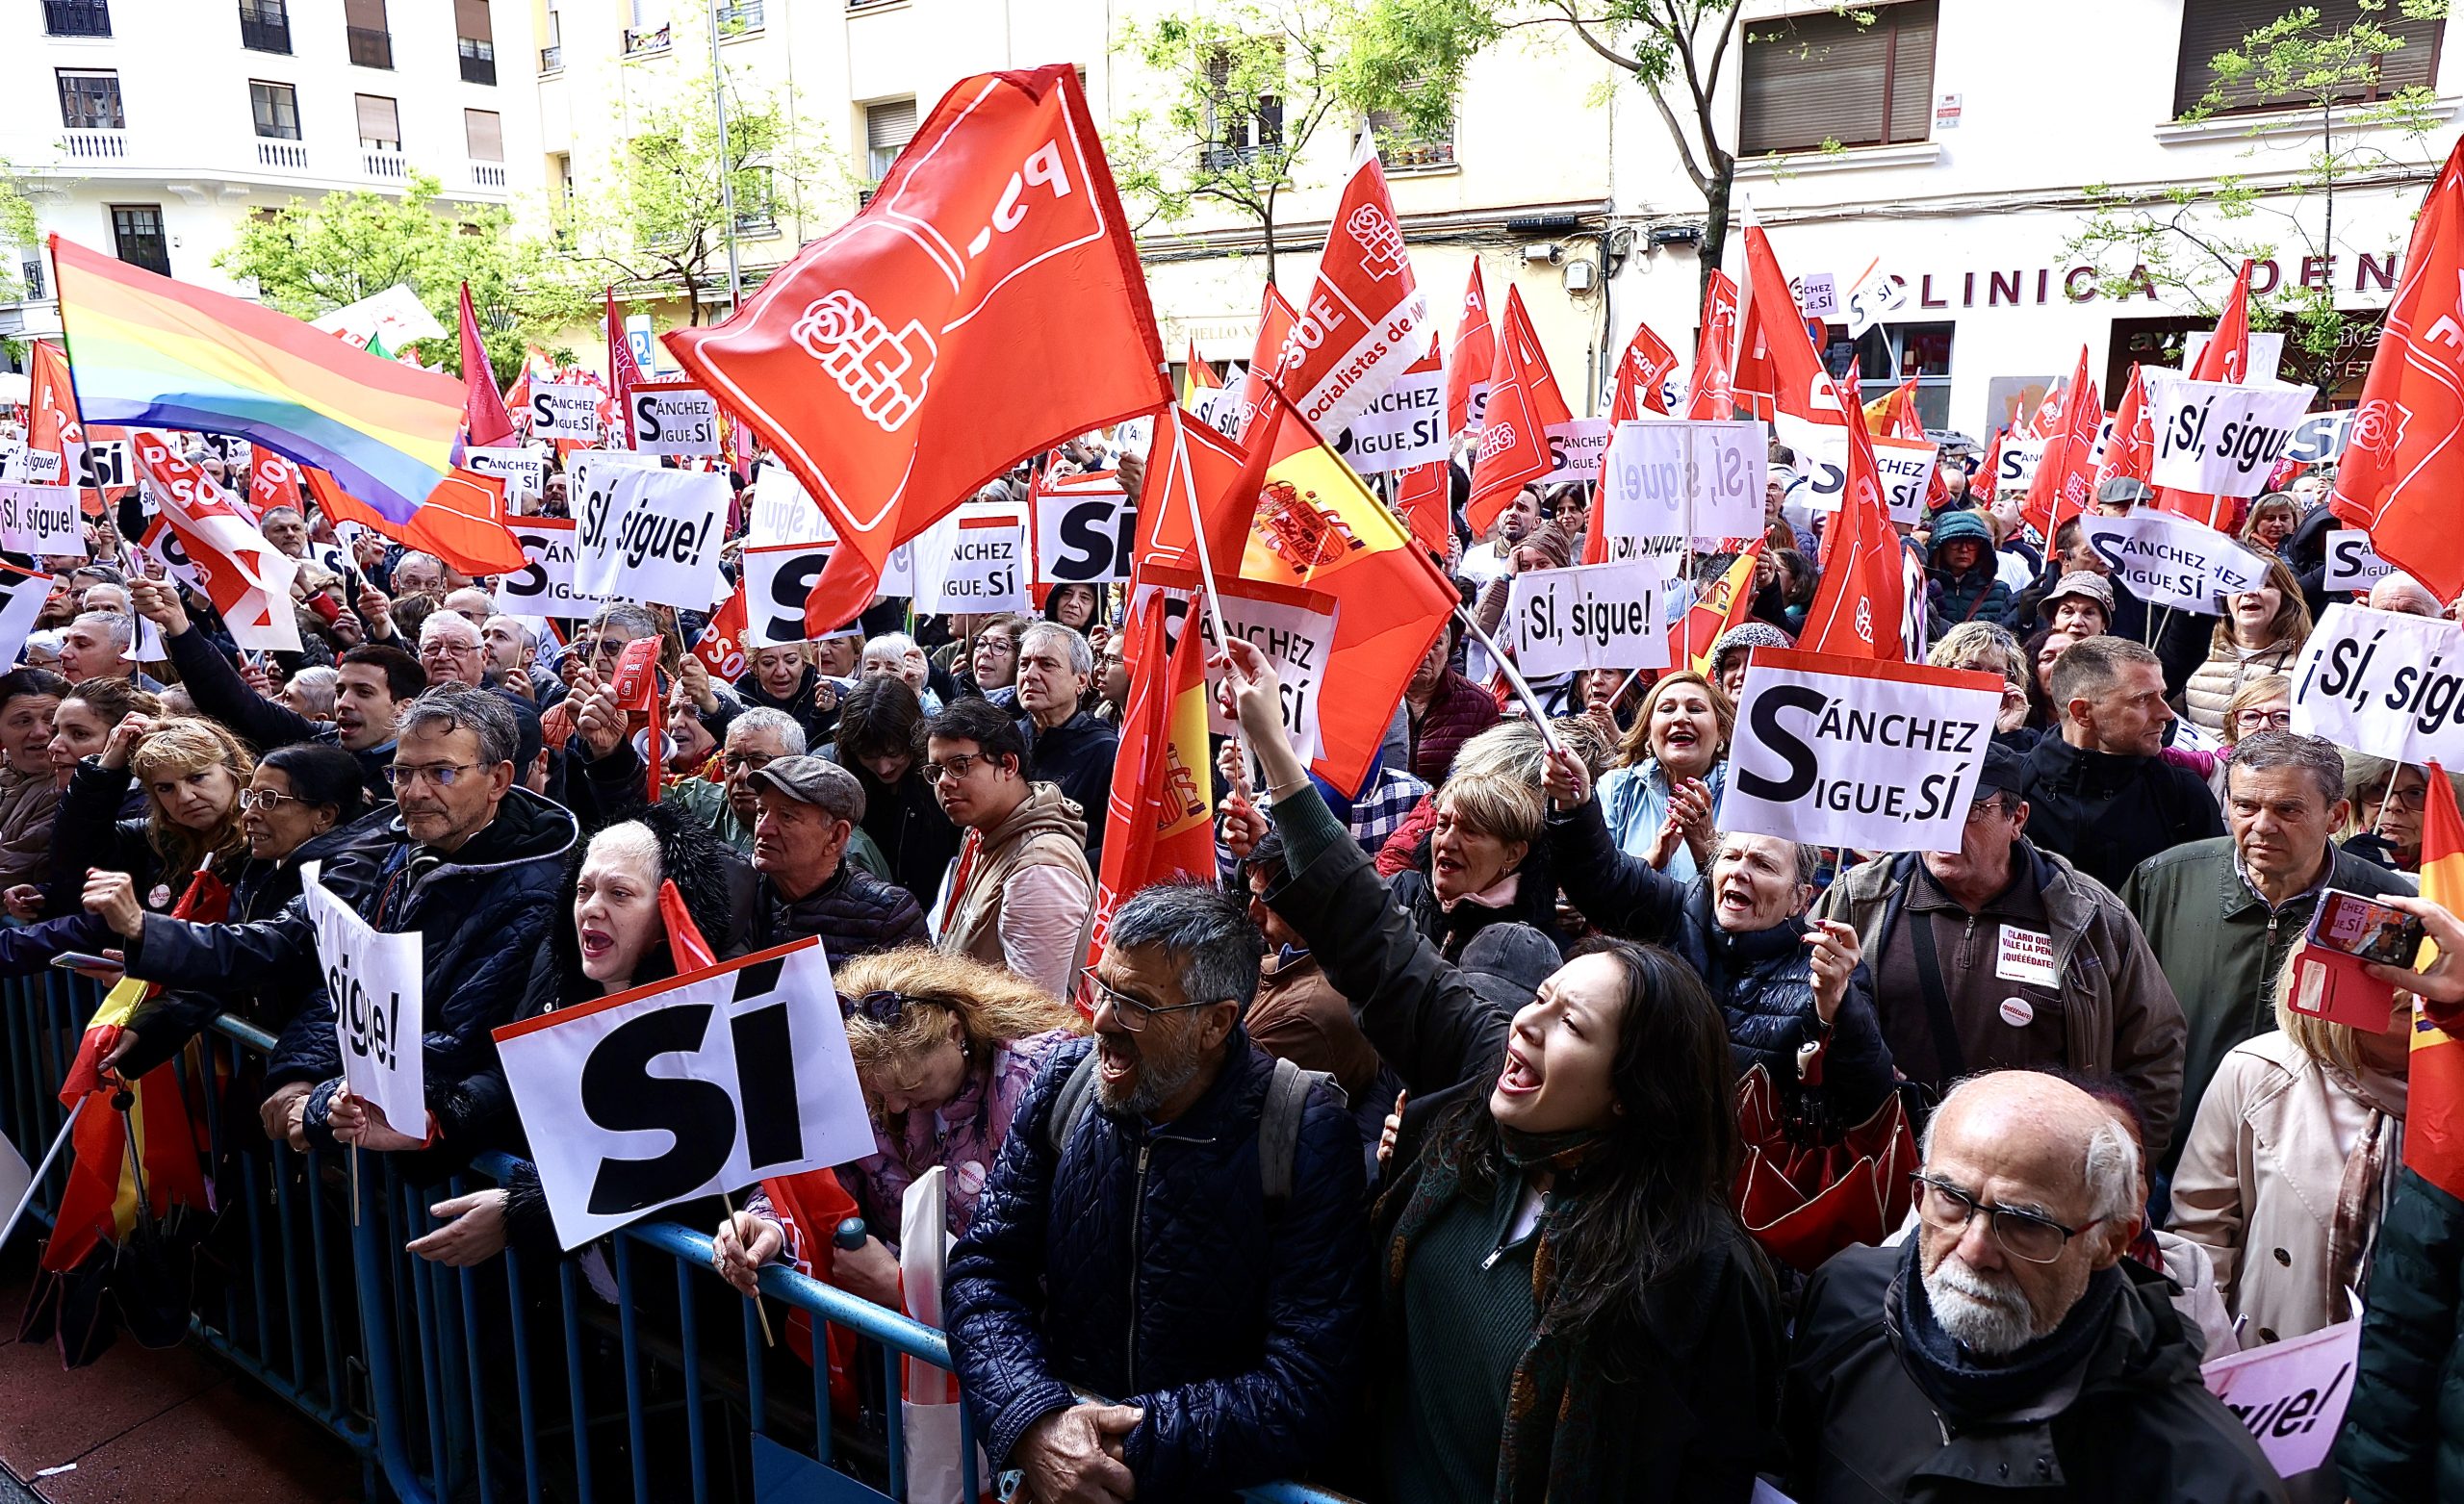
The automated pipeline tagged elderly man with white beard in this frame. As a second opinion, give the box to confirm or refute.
[1779,1071,2285,1503]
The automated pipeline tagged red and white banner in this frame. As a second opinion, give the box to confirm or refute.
[132,431,300,651]
[1270,126,1430,443]
[2023,345,2101,540]
[1446,259,1496,436]
[663,66,1170,634]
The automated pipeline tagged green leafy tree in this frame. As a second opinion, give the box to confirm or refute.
[0,159,39,306]
[1111,0,1357,283]
[555,64,827,324]
[1344,0,1757,305]
[2065,0,2450,376]
[216,173,588,383]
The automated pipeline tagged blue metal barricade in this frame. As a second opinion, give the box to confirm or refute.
[0,975,1353,1504]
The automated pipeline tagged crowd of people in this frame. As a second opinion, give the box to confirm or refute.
[21,424,2464,1504]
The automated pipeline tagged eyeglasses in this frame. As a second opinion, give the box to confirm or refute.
[2379,785,2429,814]
[237,788,302,813]
[1965,796,2015,824]
[1909,1173,2100,1264]
[922,752,989,784]
[1089,976,1221,1033]
[721,751,778,774]
[853,990,918,1026]
[589,637,634,662]
[385,762,482,789]
[2234,708,2296,732]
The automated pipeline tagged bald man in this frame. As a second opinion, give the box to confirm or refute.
[2368,571,2444,619]
[1782,1072,2284,1503]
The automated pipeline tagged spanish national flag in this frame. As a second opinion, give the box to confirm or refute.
[2410,762,2464,1200]
[1179,340,1222,410]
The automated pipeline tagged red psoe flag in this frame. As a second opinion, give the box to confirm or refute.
[696,581,750,683]
[1270,126,1429,442]
[1687,270,1742,421]
[663,66,1171,635]
[1740,216,1852,472]
[2408,763,2464,1199]
[1800,401,1906,662]
[2097,364,2154,495]
[606,287,647,448]
[1465,287,1559,535]
[1088,579,1218,972]
[1446,259,1496,436]
[1610,320,1679,420]
[460,282,515,447]
[2332,140,2464,601]
[25,341,89,499]
[1233,286,1299,445]
[2023,345,2101,541]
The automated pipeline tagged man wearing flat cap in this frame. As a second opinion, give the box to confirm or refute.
[746,753,929,962]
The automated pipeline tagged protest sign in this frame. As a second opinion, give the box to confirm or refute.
[1330,358,1447,474]
[911,504,1027,613]
[2145,372,2318,497]
[493,939,874,1249]
[575,467,731,610]
[1991,434,2048,493]
[2082,512,2272,613]
[1157,587,1336,763]
[748,463,833,548]
[568,448,662,540]
[1600,419,1768,545]
[742,541,834,648]
[79,435,129,493]
[1507,560,1670,677]
[1544,418,1613,480]
[0,565,54,666]
[627,382,723,458]
[301,861,424,1138]
[528,382,603,443]
[1802,432,1938,524]
[466,446,550,503]
[0,485,84,557]
[1719,649,2003,854]
[495,518,616,618]
[2290,602,2464,766]
[1034,480,1137,585]
[2202,1315,2359,1478]
[2323,529,2396,594]
[2284,408,2352,466]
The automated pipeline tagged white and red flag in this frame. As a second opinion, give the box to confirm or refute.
[1270,126,1429,443]
[665,66,1170,635]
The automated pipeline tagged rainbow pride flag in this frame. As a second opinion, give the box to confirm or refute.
[49,235,465,525]
[2412,762,2464,1200]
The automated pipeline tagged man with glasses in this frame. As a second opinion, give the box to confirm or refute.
[1819,743,2189,1155]
[106,688,578,1157]
[946,880,1367,1502]
[1781,1071,2280,1502]
[921,697,1091,1000]
[2014,634,2225,894]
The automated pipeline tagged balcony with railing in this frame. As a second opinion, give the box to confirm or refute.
[58,128,127,161]
[255,140,308,170]
[470,162,506,189]
[347,25,392,68]
[715,0,764,31]
[538,43,562,71]
[362,148,407,180]
[623,22,671,55]
[42,0,110,37]
[458,37,495,84]
[238,1,289,52]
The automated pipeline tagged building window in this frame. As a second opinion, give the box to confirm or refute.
[1739,0,1937,155]
[239,0,290,53]
[1828,320,1955,431]
[250,81,300,140]
[110,205,170,277]
[865,98,917,183]
[626,0,670,53]
[355,93,401,151]
[716,0,763,32]
[43,0,111,38]
[1201,46,1284,169]
[22,257,46,300]
[455,0,496,84]
[2175,0,2445,116]
[346,0,393,69]
[57,69,123,131]
[465,109,503,162]
[1368,96,1455,172]
[734,165,777,233]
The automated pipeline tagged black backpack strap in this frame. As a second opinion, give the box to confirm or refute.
[1047,1050,1101,1160]
[1259,1058,1335,1209]
[1909,905,1967,1083]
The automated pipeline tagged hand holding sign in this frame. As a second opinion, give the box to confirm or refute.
[303,861,425,1150]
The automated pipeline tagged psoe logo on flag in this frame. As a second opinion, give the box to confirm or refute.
[1477,421,1518,462]
[2348,396,2407,461]
[790,290,937,432]
[1348,205,1407,280]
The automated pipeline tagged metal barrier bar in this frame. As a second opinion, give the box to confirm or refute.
[0,975,1350,1504]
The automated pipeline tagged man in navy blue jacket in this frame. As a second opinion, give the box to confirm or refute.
[944,880,1368,1502]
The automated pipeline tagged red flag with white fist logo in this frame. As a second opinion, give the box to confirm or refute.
[2331,138,2464,601]
[664,66,1170,635]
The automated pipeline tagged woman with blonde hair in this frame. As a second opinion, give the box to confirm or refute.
[2184,556,2313,735]
[1929,621,2033,745]
[55,713,251,920]
[1600,670,1733,880]
[2169,948,2413,1346]
[719,946,1082,1301]
[1389,768,1562,957]
[2241,493,2299,557]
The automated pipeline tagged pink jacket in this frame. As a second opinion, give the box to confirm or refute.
[853,1027,1079,1244]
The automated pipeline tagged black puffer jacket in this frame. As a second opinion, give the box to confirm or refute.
[747,861,927,964]
[118,787,578,1147]
[1017,708,1118,864]
[165,624,395,803]
[2014,734,2225,894]
[45,758,167,916]
[1546,797,1896,1124]
[944,1032,1370,1499]
[1389,866,1567,961]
